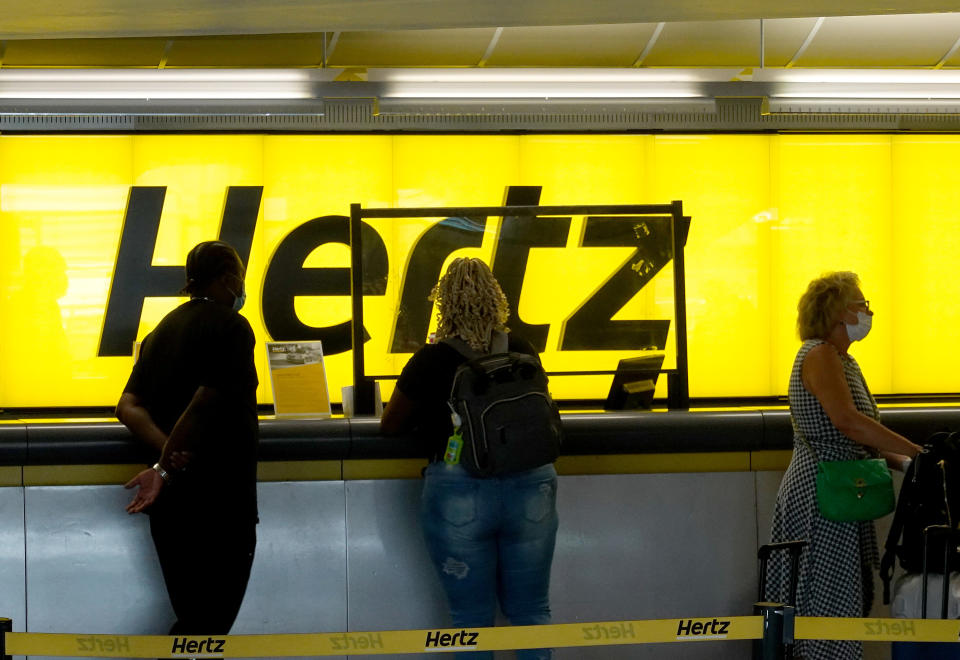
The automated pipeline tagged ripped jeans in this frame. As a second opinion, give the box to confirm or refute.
[421,461,559,660]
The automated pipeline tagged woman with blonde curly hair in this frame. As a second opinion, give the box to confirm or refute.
[767,271,921,660]
[382,257,558,660]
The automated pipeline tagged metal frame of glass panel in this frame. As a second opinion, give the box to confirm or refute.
[348,201,690,412]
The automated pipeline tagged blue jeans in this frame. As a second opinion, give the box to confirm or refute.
[421,461,559,660]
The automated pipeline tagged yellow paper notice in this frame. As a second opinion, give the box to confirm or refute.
[266,341,331,417]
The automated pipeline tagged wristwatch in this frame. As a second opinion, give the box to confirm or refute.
[152,462,171,483]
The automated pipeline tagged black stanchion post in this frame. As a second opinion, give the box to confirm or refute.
[781,605,796,659]
[753,603,785,660]
[755,540,807,660]
[668,202,690,411]
[349,202,376,415]
[0,618,12,660]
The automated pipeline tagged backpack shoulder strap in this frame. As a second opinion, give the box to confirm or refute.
[490,330,508,354]
[441,336,482,360]
[441,330,509,359]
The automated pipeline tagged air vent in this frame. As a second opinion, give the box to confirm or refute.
[1,99,960,132]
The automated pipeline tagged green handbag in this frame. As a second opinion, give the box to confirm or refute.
[814,458,896,522]
[799,433,896,522]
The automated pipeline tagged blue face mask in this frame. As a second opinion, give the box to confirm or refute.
[227,274,246,312]
[232,287,246,312]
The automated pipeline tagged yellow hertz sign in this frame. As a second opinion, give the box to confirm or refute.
[1,134,960,407]
[8,616,960,656]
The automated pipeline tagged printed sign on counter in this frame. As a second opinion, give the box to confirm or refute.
[266,341,331,418]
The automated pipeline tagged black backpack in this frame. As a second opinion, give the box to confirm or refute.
[443,333,563,477]
[880,431,960,603]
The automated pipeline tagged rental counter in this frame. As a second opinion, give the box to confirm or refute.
[0,407,956,660]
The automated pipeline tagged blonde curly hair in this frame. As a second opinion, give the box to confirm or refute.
[797,271,861,340]
[431,257,510,352]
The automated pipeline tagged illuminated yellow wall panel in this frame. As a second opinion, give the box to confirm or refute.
[131,135,270,401]
[891,136,960,393]
[0,136,134,407]
[261,135,394,405]
[2,133,960,409]
[650,135,772,397]
[384,136,520,374]
[770,136,894,395]
[517,135,650,395]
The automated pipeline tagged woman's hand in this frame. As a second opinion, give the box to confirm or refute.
[880,451,913,472]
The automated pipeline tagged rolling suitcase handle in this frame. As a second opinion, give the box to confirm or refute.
[758,540,809,604]
[754,540,808,660]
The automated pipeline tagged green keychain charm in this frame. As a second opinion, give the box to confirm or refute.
[444,430,463,465]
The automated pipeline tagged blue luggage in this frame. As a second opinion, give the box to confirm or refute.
[892,642,960,659]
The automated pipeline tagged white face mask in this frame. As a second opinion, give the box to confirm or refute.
[845,311,872,342]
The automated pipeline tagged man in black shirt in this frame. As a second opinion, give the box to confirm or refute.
[117,240,258,636]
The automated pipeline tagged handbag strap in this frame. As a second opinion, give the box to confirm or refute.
[793,422,821,463]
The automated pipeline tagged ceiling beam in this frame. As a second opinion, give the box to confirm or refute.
[785,17,824,68]
[633,23,665,67]
[935,32,960,68]
[477,27,503,67]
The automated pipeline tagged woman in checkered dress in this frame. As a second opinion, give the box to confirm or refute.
[767,272,921,660]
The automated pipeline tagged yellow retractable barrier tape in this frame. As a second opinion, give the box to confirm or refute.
[4,617,763,657]
[796,617,960,643]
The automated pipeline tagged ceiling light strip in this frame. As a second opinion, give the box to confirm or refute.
[633,22,665,68]
[785,17,825,69]
[478,27,503,67]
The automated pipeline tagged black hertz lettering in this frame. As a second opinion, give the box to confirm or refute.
[582,623,636,641]
[170,636,227,655]
[676,618,731,638]
[560,215,688,351]
[76,636,130,653]
[99,186,260,356]
[424,629,479,649]
[329,633,384,651]
[863,620,916,636]
[100,185,687,357]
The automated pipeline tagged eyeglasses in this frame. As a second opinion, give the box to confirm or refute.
[851,299,870,311]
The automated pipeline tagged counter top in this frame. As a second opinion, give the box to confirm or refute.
[2,407,958,467]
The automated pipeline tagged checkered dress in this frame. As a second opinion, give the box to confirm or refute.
[766,339,881,660]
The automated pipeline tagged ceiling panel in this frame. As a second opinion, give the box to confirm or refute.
[644,20,760,67]
[3,0,960,39]
[3,15,960,70]
[165,34,326,67]
[761,17,820,67]
[797,14,960,67]
[486,24,659,67]
[2,38,168,67]
[328,28,496,67]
